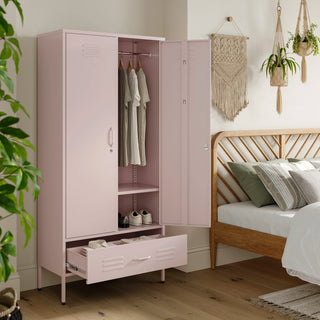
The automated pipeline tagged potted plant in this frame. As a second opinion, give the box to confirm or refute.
[0,0,41,317]
[287,23,320,57]
[260,46,299,87]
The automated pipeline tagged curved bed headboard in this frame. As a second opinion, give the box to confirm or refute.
[211,128,320,225]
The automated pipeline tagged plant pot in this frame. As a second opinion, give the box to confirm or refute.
[294,42,314,57]
[0,288,21,320]
[270,67,288,87]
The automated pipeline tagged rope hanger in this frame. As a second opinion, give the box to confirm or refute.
[211,17,249,39]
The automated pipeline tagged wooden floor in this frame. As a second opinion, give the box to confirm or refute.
[20,257,305,320]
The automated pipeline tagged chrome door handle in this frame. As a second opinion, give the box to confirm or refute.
[204,144,209,151]
[133,256,151,261]
[108,128,113,147]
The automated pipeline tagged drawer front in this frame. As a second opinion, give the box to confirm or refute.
[67,235,187,284]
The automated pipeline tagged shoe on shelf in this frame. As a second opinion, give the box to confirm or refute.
[118,213,129,228]
[139,210,152,225]
[129,211,142,226]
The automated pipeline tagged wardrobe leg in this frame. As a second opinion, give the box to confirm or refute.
[211,240,218,269]
[161,269,165,283]
[61,276,66,305]
[37,265,42,290]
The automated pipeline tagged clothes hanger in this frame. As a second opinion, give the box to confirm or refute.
[119,58,124,69]
[127,59,133,72]
[136,59,142,72]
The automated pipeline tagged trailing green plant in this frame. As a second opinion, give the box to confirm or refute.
[260,47,300,79]
[287,23,320,56]
[0,0,42,282]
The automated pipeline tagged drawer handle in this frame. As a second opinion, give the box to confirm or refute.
[108,127,113,147]
[133,256,151,261]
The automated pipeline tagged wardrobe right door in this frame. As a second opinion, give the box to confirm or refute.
[160,40,211,227]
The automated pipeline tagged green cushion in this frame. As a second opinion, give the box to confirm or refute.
[288,157,320,163]
[228,159,287,208]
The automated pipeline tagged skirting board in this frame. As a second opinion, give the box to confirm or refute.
[19,244,261,291]
[176,244,261,273]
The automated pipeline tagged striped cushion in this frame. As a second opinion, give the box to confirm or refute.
[253,161,315,211]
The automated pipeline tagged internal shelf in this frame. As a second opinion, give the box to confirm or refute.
[118,183,159,195]
[117,223,162,235]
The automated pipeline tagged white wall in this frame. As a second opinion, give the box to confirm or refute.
[185,0,320,270]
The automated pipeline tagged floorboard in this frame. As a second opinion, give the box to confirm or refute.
[19,257,306,320]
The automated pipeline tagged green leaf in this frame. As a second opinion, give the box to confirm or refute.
[2,243,16,257]
[0,195,19,213]
[8,37,21,55]
[20,212,33,248]
[0,231,13,244]
[6,23,13,37]
[13,142,27,162]
[0,133,13,159]
[0,251,13,282]
[12,0,23,23]
[0,127,29,138]
[26,171,40,199]
[25,165,42,180]
[13,138,35,151]
[0,183,15,194]
[9,101,29,117]
[0,116,19,127]
[12,49,19,74]
[0,41,11,60]
[17,171,28,190]
[0,69,13,93]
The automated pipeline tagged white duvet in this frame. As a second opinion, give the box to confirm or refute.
[282,202,320,285]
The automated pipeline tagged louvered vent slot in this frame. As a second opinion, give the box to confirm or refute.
[102,256,124,272]
[156,247,175,261]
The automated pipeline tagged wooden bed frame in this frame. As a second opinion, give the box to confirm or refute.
[210,128,320,269]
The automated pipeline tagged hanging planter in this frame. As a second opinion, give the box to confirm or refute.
[260,1,299,114]
[286,0,320,83]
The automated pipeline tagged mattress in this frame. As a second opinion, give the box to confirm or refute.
[218,201,299,237]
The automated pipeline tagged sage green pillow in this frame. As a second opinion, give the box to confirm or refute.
[228,159,287,208]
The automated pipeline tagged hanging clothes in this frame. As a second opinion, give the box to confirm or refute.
[128,69,141,165]
[118,64,132,167]
[137,68,150,166]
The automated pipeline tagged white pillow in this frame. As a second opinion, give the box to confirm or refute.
[253,161,315,211]
[289,169,320,204]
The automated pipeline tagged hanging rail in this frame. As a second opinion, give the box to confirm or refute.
[118,51,152,57]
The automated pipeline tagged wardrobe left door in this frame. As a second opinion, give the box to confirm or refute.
[65,33,118,239]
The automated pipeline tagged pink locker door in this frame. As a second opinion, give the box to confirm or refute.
[160,40,211,227]
[66,33,118,238]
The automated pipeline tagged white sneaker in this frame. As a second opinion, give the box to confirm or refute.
[139,210,152,225]
[129,211,142,226]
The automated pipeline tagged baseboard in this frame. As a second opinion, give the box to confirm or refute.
[176,244,261,273]
[0,273,20,299]
[18,264,81,292]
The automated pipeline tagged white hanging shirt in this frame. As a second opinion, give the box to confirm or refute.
[137,68,150,166]
[128,69,141,165]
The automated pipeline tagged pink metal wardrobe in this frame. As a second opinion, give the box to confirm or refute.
[37,29,211,304]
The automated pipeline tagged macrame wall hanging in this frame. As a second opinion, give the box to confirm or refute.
[211,17,249,121]
[294,0,313,83]
[270,0,287,114]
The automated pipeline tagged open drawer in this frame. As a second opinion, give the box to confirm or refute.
[66,234,187,284]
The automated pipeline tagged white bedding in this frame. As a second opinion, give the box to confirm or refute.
[218,201,298,237]
[282,202,320,285]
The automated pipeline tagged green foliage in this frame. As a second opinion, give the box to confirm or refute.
[260,46,300,79]
[0,0,41,282]
[287,24,320,56]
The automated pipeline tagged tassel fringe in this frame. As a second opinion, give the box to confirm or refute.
[277,86,282,114]
[212,69,248,121]
[301,55,307,83]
